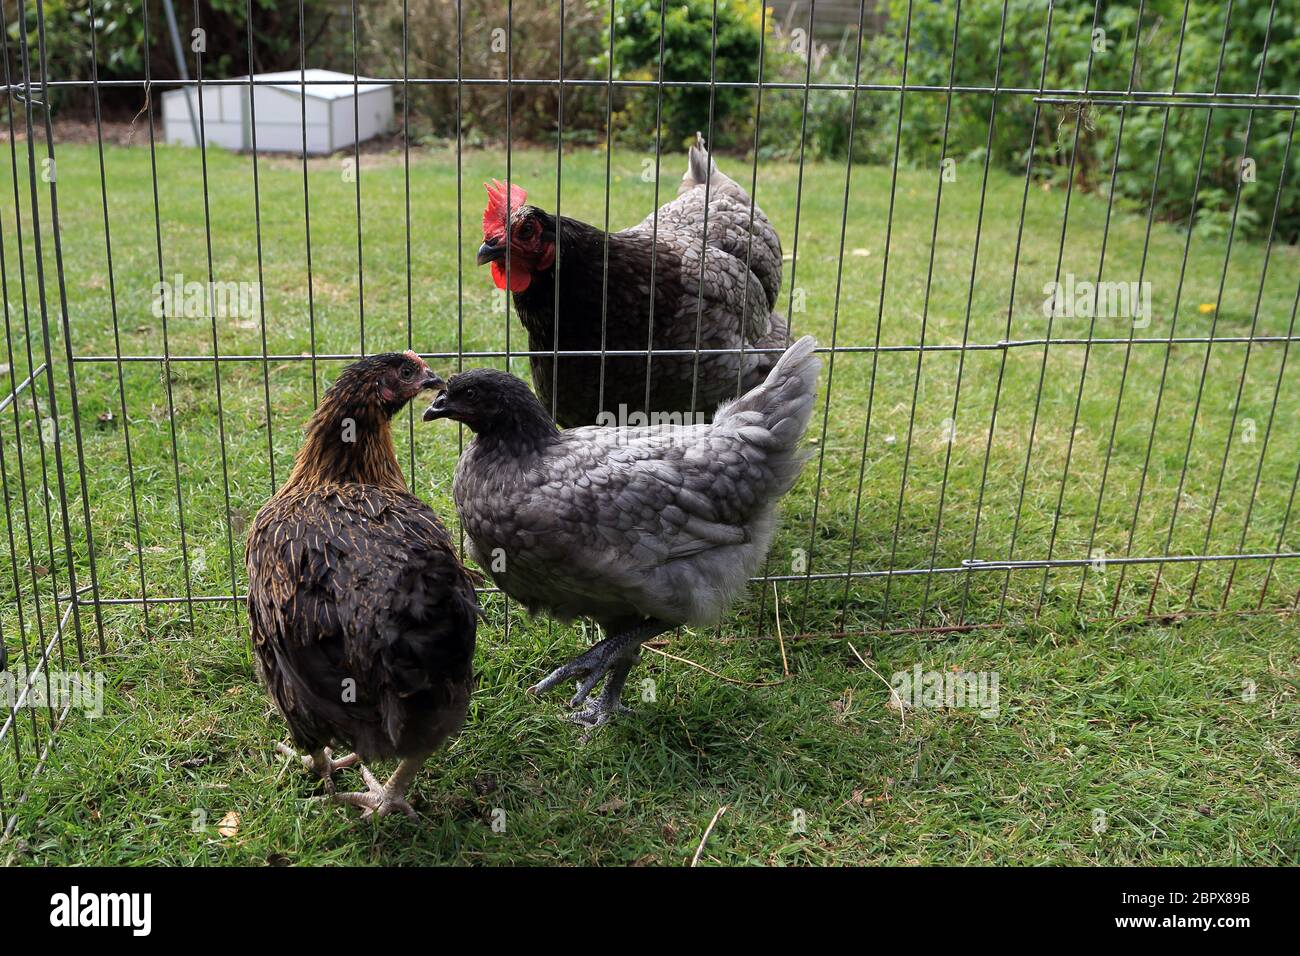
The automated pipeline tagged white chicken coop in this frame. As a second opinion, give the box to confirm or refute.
[161,69,393,155]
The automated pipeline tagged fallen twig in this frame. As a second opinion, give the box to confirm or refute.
[772,583,790,677]
[643,645,784,687]
[691,805,728,867]
[848,640,905,735]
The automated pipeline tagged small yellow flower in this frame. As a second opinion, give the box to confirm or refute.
[1198,303,1216,314]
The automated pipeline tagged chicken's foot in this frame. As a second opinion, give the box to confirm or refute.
[333,755,427,819]
[276,743,360,794]
[528,619,670,731]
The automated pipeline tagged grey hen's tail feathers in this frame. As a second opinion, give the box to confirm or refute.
[715,335,821,490]
[681,131,729,193]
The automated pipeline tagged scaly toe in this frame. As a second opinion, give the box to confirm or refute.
[331,765,417,819]
[527,660,591,697]
[570,697,631,731]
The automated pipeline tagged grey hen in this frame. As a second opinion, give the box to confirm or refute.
[423,336,819,728]
[476,133,789,427]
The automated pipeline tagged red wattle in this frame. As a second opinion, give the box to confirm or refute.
[491,260,531,292]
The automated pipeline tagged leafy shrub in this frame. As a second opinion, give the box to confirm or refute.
[875,0,1300,240]
[601,0,769,151]
[361,0,608,145]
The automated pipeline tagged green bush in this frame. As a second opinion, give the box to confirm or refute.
[875,0,1300,241]
[602,0,770,151]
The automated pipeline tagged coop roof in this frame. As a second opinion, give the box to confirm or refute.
[237,69,390,100]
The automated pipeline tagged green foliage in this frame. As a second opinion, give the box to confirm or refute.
[2,0,349,115]
[875,0,1300,240]
[603,0,770,150]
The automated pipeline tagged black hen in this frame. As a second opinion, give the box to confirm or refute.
[476,134,789,427]
[424,336,819,730]
[246,351,477,817]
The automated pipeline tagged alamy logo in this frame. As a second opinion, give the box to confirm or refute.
[49,886,152,936]
[0,669,104,717]
[1043,274,1151,328]
[152,273,260,319]
[890,664,1000,718]
[593,404,710,445]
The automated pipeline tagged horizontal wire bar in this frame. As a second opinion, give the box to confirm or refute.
[1036,95,1300,112]
[6,78,1299,101]
[67,333,1300,365]
[63,548,1300,609]
[0,362,45,415]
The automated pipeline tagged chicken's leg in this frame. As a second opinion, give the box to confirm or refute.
[276,743,360,794]
[528,619,670,729]
[333,754,428,819]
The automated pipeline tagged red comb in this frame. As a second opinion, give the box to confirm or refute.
[483,179,528,239]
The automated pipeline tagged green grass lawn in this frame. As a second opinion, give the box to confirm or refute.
[1,134,1297,864]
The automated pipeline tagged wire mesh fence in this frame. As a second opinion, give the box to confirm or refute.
[2,0,1298,839]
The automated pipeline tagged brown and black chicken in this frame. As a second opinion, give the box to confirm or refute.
[246,351,477,818]
[477,133,789,427]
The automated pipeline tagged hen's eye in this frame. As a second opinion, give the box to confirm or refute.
[400,365,417,382]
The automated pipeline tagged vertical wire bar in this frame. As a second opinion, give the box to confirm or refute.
[547,0,566,653]
[783,0,817,342]
[685,0,721,417]
[1186,19,1287,606]
[455,0,465,558]
[553,0,568,423]
[1035,0,1147,614]
[679,0,721,646]
[959,0,1057,625]
[596,0,614,416]
[837,0,913,631]
[758,0,821,632]
[87,0,148,623]
[351,0,365,356]
[1110,1,1237,615]
[742,3,770,637]
[1080,0,1193,613]
[504,0,513,377]
[19,0,96,661]
[1225,265,1300,607]
[244,0,276,493]
[503,0,513,642]
[140,0,195,630]
[640,0,668,413]
[918,0,1011,624]
[734,0,768,402]
[879,0,965,626]
[795,0,869,635]
[190,0,241,627]
[402,0,415,482]
[996,0,1103,621]
[0,0,55,689]
[297,0,319,406]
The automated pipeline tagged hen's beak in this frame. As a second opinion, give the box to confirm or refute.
[422,391,451,422]
[417,370,445,394]
[476,239,505,266]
